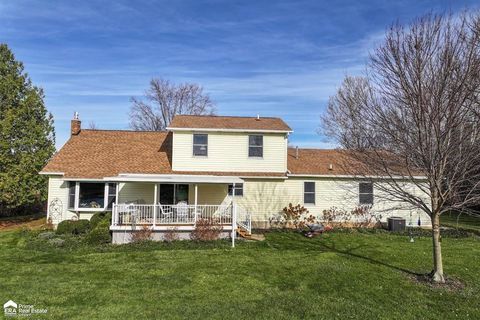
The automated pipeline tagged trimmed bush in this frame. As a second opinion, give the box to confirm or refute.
[84,219,111,245]
[90,212,106,229]
[56,220,91,235]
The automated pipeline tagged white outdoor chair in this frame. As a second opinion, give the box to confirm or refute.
[159,204,173,222]
[176,201,189,223]
[119,202,136,224]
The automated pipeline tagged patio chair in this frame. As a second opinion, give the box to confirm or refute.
[176,201,189,223]
[159,204,174,222]
[119,202,136,224]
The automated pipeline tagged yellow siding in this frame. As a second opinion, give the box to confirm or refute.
[188,183,229,205]
[236,178,432,226]
[172,131,287,173]
[46,177,77,223]
[118,182,155,204]
[47,178,431,227]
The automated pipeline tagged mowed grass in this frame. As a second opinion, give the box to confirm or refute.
[442,212,480,233]
[0,229,478,320]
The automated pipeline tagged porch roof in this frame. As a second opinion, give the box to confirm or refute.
[104,173,244,184]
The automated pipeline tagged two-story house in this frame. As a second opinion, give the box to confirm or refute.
[41,114,431,243]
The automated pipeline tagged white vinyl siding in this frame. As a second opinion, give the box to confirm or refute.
[172,131,287,173]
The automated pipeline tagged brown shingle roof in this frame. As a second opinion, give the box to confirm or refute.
[287,148,355,175]
[42,130,287,179]
[287,148,424,176]
[42,130,173,179]
[168,115,292,132]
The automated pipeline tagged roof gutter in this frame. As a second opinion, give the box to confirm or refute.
[104,173,244,184]
[39,171,64,176]
[287,173,428,180]
[166,127,293,134]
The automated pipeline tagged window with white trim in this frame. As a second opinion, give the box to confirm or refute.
[228,183,243,196]
[193,134,208,156]
[248,135,263,157]
[68,182,75,209]
[304,182,315,205]
[78,183,105,209]
[359,182,374,205]
[69,182,116,210]
[107,183,116,209]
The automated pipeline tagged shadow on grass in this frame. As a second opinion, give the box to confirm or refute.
[319,240,423,276]
[265,230,425,276]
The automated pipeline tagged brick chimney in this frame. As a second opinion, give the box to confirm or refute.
[71,112,81,136]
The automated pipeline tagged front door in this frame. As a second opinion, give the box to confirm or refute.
[158,184,189,204]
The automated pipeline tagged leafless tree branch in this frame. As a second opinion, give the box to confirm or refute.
[129,78,216,131]
[321,12,480,283]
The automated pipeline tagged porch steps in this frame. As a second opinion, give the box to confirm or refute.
[236,228,264,241]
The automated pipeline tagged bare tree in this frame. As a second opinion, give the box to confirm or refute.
[88,121,98,130]
[322,13,480,283]
[129,78,216,131]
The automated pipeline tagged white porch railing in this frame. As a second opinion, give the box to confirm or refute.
[111,203,234,226]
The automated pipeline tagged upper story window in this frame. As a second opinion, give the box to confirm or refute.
[359,182,374,205]
[248,135,263,157]
[304,182,315,205]
[193,134,208,156]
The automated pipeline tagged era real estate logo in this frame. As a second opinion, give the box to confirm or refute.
[3,300,17,317]
[3,300,48,317]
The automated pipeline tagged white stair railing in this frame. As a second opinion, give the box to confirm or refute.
[236,205,252,235]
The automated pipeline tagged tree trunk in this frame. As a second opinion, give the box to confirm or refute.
[431,213,445,283]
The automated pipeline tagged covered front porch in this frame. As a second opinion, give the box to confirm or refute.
[107,174,251,243]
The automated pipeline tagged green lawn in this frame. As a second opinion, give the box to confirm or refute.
[0,230,478,319]
[442,212,480,233]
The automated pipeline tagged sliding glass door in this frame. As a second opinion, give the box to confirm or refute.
[158,184,189,204]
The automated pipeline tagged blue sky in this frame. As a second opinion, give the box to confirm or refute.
[0,0,477,149]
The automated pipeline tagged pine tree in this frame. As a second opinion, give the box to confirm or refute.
[0,44,55,216]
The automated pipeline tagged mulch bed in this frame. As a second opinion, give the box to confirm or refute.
[409,273,465,292]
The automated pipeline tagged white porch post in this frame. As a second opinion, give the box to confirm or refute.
[115,182,119,203]
[111,202,116,227]
[232,202,237,248]
[114,182,119,226]
[194,183,198,224]
[153,183,158,228]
